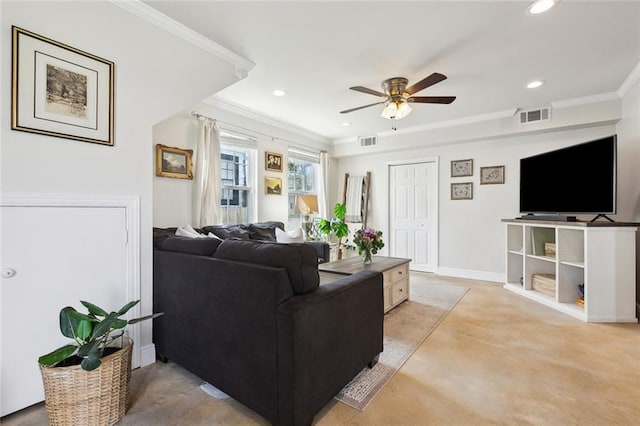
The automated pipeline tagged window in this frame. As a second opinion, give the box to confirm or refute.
[287,149,319,218]
[220,142,255,224]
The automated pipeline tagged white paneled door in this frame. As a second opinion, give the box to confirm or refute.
[389,162,437,272]
[1,205,129,416]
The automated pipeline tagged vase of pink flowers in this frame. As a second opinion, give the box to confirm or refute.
[351,228,384,264]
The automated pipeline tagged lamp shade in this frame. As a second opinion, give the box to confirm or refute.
[380,100,412,120]
[295,194,318,215]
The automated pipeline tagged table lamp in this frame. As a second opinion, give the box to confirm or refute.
[295,194,318,240]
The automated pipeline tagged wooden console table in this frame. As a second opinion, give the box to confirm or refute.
[319,256,411,313]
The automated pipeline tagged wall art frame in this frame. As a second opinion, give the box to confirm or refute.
[480,165,505,184]
[265,151,283,172]
[451,182,473,200]
[265,176,283,195]
[156,144,193,179]
[11,26,115,146]
[451,159,473,177]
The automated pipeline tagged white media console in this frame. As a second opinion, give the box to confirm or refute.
[503,219,638,323]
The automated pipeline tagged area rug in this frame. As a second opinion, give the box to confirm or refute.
[334,281,469,410]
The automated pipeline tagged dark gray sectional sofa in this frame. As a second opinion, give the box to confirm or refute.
[152,223,384,425]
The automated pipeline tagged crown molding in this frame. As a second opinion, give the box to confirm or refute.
[204,96,331,145]
[618,61,640,98]
[108,0,254,79]
[550,92,619,109]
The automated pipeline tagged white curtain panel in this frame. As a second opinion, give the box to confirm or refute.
[318,150,329,218]
[193,119,222,227]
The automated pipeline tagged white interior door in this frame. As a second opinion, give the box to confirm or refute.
[389,161,438,272]
[1,205,128,416]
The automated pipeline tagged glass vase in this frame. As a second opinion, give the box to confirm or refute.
[362,251,372,264]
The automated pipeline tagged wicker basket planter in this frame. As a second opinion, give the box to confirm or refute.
[39,338,133,426]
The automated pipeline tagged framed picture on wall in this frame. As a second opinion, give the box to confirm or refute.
[265,177,282,195]
[11,26,115,146]
[480,165,505,184]
[156,144,193,179]
[265,151,283,172]
[451,159,473,177]
[451,182,473,200]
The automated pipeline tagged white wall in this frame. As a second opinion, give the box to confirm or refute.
[153,101,333,228]
[1,1,242,363]
[334,98,637,281]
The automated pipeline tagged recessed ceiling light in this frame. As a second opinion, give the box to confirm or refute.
[273,89,286,97]
[526,80,545,89]
[341,122,351,127]
[527,0,557,15]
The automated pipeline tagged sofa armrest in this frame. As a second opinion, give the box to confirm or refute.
[304,241,330,263]
[276,270,383,425]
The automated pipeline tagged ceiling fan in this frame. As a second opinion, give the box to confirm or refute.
[340,72,456,122]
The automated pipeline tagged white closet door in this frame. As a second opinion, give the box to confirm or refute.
[389,162,437,272]
[1,206,128,416]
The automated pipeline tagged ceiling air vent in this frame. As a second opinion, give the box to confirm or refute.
[359,135,377,147]
[519,107,551,124]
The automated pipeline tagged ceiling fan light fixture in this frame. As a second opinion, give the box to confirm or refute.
[381,100,412,120]
[395,101,412,119]
[380,101,398,119]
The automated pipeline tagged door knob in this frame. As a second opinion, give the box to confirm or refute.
[2,268,16,278]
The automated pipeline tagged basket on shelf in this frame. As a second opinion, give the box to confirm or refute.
[39,338,133,426]
[532,273,556,297]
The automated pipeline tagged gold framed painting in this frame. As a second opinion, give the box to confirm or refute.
[11,26,115,146]
[265,151,283,172]
[451,159,473,177]
[265,177,282,195]
[480,165,505,184]
[451,182,473,200]
[156,144,193,179]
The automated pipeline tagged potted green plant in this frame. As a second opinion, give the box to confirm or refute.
[38,300,163,425]
[317,202,350,260]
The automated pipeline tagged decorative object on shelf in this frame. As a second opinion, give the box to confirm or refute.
[451,182,473,200]
[450,159,473,177]
[11,26,114,146]
[350,228,385,263]
[156,144,193,179]
[480,165,505,184]
[38,300,163,425]
[265,151,283,172]
[318,203,349,260]
[532,273,556,297]
[265,176,282,195]
[544,242,556,256]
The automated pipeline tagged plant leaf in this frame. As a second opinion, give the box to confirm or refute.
[77,340,101,358]
[81,352,102,371]
[91,313,117,339]
[80,301,108,317]
[334,203,346,220]
[69,310,98,323]
[128,312,164,324]
[117,300,140,316]
[76,319,93,341]
[38,344,77,366]
[112,319,128,329]
[60,307,79,339]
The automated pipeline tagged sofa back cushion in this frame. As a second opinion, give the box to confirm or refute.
[213,239,319,295]
[158,235,222,256]
[248,221,285,241]
[201,224,252,240]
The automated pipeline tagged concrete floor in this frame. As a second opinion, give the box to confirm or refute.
[3,273,639,425]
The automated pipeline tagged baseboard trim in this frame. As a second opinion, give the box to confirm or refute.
[140,343,157,367]
[436,267,503,284]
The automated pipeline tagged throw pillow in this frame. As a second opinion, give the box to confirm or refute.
[159,235,222,256]
[175,226,205,238]
[275,227,304,243]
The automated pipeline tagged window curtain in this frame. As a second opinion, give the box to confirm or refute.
[318,150,329,218]
[193,119,221,227]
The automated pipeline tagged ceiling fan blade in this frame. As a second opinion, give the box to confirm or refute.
[340,101,386,114]
[405,73,447,95]
[407,96,456,104]
[349,86,387,97]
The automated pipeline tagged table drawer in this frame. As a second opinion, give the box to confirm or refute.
[388,263,409,284]
[391,278,409,305]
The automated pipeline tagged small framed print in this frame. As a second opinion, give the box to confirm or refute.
[451,159,473,177]
[11,26,114,146]
[265,151,283,172]
[156,144,193,179]
[265,176,282,195]
[451,182,473,200]
[480,165,505,184]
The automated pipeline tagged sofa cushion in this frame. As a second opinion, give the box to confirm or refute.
[153,227,178,247]
[158,235,222,256]
[213,239,319,295]
[248,222,285,241]
[201,224,252,240]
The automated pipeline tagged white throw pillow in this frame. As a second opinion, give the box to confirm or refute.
[275,227,304,243]
[175,225,205,239]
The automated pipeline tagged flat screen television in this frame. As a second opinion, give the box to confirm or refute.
[519,135,617,221]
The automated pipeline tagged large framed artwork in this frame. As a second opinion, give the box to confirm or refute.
[11,26,115,146]
[156,144,193,179]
